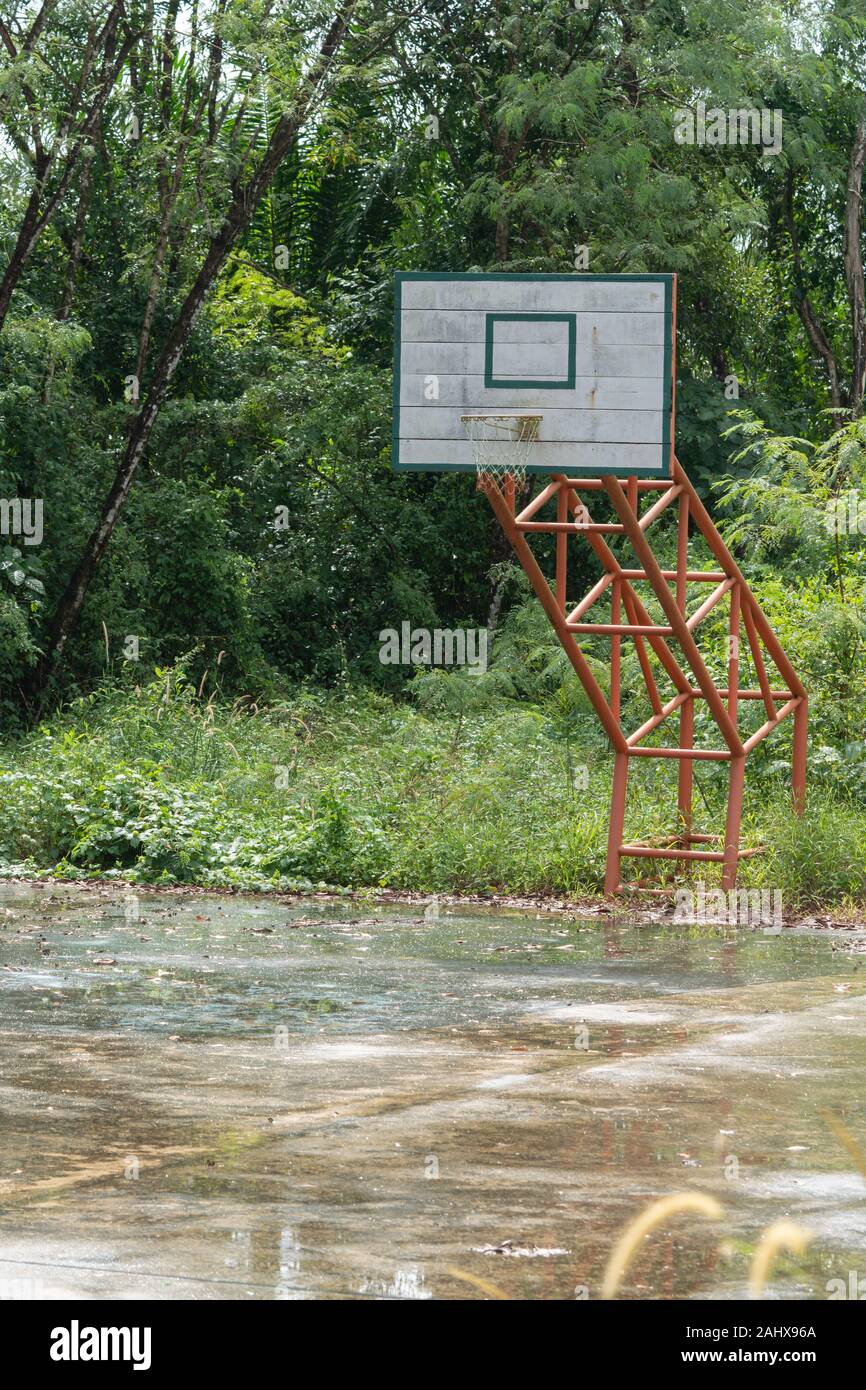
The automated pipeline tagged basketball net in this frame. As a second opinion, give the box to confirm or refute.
[461,413,541,489]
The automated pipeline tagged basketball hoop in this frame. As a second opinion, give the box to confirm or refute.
[461,413,541,488]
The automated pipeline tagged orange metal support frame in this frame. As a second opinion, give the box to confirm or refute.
[482,458,807,893]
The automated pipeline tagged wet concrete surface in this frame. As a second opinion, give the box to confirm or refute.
[1,881,866,1300]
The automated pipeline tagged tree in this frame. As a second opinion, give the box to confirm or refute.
[755,3,866,420]
[0,1,137,329]
[27,0,367,692]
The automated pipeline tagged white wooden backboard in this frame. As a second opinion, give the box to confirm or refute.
[392,273,675,476]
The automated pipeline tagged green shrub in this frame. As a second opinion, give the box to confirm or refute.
[0,665,864,907]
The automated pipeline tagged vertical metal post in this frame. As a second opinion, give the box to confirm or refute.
[678,697,694,847]
[610,576,621,723]
[676,492,689,613]
[722,757,746,890]
[676,490,692,847]
[556,481,567,614]
[792,697,808,815]
[605,751,629,895]
[504,473,516,515]
[728,582,741,725]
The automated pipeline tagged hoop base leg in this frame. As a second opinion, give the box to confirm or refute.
[677,696,694,849]
[792,697,807,816]
[722,757,746,891]
[605,752,629,895]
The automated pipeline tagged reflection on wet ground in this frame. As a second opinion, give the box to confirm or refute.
[1,882,865,1299]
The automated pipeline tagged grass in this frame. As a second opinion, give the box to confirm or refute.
[0,667,863,909]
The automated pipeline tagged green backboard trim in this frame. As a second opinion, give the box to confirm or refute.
[391,272,403,483]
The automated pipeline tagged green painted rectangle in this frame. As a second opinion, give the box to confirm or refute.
[484,312,576,390]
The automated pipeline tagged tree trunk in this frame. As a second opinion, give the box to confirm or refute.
[495,214,509,263]
[783,172,845,421]
[0,174,48,325]
[42,152,94,403]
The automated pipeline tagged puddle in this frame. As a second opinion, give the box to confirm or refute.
[1,882,866,1299]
